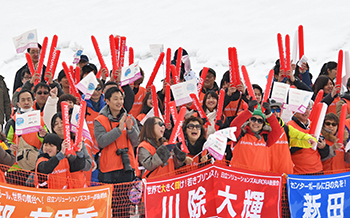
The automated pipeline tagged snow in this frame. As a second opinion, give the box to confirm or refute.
[2,0,350,96]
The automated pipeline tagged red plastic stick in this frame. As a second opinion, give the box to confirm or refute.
[62,62,81,99]
[338,104,347,145]
[277,33,286,73]
[50,50,60,80]
[114,36,120,68]
[35,37,48,85]
[197,67,208,95]
[262,69,274,104]
[75,66,80,84]
[151,85,159,118]
[44,35,58,82]
[308,90,323,124]
[109,35,118,79]
[241,65,256,101]
[232,47,241,86]
[25,53,35,76]
[298,25,304,60]
[74,100,87,151]
[170,64,178,85]
[169,101,178,124]
[336,49,343,93]
[61,101,73,155]
[129,46,134,65]
[146,52,165,90]
[119,36,126,68]
[228,47,235,85]
[164,84,171,126]
[285,34,291,72]
[189,93,211,126]
[309,102,323,135]
[175,47,182,84]
[91,35,109,77]
[166,48,171,85]
[169,106,189,153]
[215,89,226,130]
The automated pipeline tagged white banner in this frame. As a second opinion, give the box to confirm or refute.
[15,110,41,135]
[120,62,142,86]
[76,72,98,100]
[12,29,38,53]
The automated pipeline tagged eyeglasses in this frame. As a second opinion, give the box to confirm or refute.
[36,91,49,95]
[186,124,201,130]
[95,87,102,91]
[155,121,165,127]
[250,117,264,124]
[324,121,337,127]
[271,108,281,113]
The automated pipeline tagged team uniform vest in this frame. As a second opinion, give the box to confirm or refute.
[223,98,244,118]
[129,86,146,118]
[33,101,44,117]
[86,107,100,155]
[230,133,270,172]
[288,120,323,174]
[36,157,71,189]
[269,131,294,174]
[95,114,138,173]
[327,96,340,114]
[322,139,346,172]
[139,141,175,179]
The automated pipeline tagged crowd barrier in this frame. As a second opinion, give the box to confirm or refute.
[0,161,349,218]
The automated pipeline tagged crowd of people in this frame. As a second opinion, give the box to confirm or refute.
[0,43,350,216]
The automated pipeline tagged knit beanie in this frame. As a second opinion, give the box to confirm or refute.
[252,104,265,121]
[43,133,62,151]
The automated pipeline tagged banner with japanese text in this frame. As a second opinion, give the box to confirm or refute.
[144,163,283,218]
[0,183,112,217]
[287,172,350,218]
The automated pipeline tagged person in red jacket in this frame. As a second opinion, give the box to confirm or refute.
[230,100,282,172]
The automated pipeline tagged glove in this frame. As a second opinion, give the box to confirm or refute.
[248,99,258,112]
[216,120,223,128]
[262,102,271,115]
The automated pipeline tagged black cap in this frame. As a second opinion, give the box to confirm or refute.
[79,55,89,63]
[43,133,62,151]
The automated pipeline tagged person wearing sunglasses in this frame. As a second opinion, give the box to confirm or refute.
[229,99,282,172]
[321,113,349,172]
[138,116,191,180]
[268,99,317,174]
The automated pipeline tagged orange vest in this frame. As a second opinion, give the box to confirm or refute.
[36,157,71,189]
[86,107,100,155]
[288,120,323,174]
[327,96,340,114]
[136,113,146,123]
[139,141,175,179]
[223,98,244,118]
[95,114,138,173]
[230,133,270,172]
[269,131,293,174]
[129,86,146,118]
[322,139,346,173]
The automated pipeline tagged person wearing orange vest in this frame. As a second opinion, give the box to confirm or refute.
[230,100,282,172]
[129,68,146,118]
[36,133,85,189]
[138,116,191,179]
[198,68,219,103]
[12,68,32,111]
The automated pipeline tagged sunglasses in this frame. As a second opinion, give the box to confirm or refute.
[186,124,201,130]
[250,117,264,124]
[155,121,165,127]
[36,91,49,95]
[271,108,281,113]
[324,121,337,127]
[95,87,102,91]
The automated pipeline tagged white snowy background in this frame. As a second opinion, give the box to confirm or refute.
[1,0,350,96]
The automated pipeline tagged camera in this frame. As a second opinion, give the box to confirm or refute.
[116,148,133,172]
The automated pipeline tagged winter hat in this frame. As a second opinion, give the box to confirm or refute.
[269,99,282,108]
[79,55,89,63]
[43,133,62,151]
[252,104,265,121]
[82,63,97,74]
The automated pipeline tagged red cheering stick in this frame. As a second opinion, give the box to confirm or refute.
[129,46,134,65]
[310,89,324,120]
[215,89,226,130]
[169,101,178,124]
[175,47,183,84]
[309,102,323,135]
[25,53,36,76]
[298,25,304,60]
[50,50,60,80]
[169,106,189,153]
[44,35,58,82]
[91,35,109,78]
[277,33,286,73]
[338,104,347,145]
[285,34,291,73]
[166,48,171,84]
[114,36,120,65]
[170,64,178,84]
[262,69,274,104]
[164,84,171,127]
[232,47,241,87]
[146,52,165,90]
[197,67,208,95]
[241,65,256,101]
[119,36,126,68]
[228,47,235,85]
[75,66,80,84]
[35,37,48,86]
[109,35,118,79]
[151,85,160,118]
[336,49,343,93]
[61,101,73,155]
[74,100,87,151]
[189,93,211,126]
[62,62,81,99]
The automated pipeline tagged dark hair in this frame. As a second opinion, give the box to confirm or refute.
[57,70,66,83]
[134,67,145,85]
[273,59,280,76]
[21,68,31,80]
[346,77,350,92]
[18,89,34,100]
[199,68,216,78]
[294,61,312,80]
[138,116,164,146]
[252,84,263,95]
[57,94,77,112]
[182,116,205,140]
[96,79,104,91]
[103,81,119,93]
[51,112,62,133]
[202,90,219,112]
[105,86,123,100]
[81,63,98,80]
[220,70,230,88]
[323,113,339,126]
[312,75,333,94]
[33,82,50,94]
[27,43,42,53]
[140,92,164,114]
[320,61,337,77]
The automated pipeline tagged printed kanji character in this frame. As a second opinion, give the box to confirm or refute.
[188,186,207,218]
[327,193,344,218]
[30,208,53,218]
[303,193,321,218]
[76,206,98,218]
[55,209,73,218]
[217,185,237,217]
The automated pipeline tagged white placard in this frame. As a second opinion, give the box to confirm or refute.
[76,72,98,100]
[297,55,308,68]
[203,132,227,161]
[271,82,290,104]
[288,88,313,113]
[72,43,84,64]
[140,108,164,125]
[120,62,142,86]
[171,79,197,106]
[15,110,41,135]
[12,29,38,53]
[70,105,92,142]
